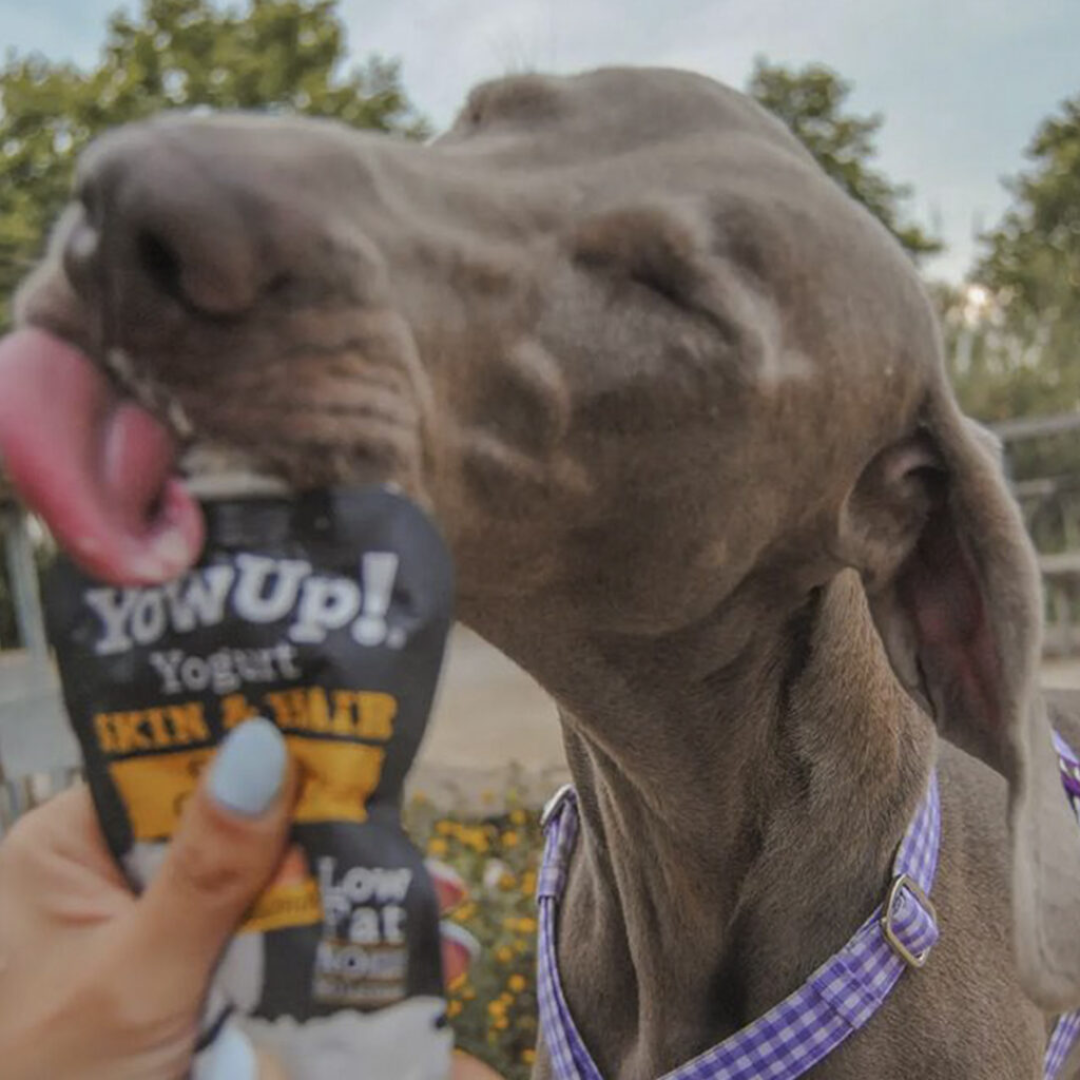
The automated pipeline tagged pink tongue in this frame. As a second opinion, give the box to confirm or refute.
[0,329,204,585]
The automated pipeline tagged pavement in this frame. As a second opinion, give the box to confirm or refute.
[1042,658,1080,691]
[409,628,565,812]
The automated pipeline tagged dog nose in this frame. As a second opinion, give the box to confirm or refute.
[64,124,262,321]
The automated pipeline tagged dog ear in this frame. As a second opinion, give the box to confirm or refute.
[840,390,1080,1010]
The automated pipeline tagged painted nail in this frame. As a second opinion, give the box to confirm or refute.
[208,718,286,818]
[193,1024,258,1080]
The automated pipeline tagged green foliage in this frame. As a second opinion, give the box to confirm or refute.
[967,93,1080,420]
[932,280,1042,422]
[747,58,941,261]
[0,0,426,327]
[932,277,1080,497]
[407,795,541,1080]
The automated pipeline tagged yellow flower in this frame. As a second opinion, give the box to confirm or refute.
[452,901,477,923]
[510,808,528,826]
[447,999,463,1018]
[448,973,468,993]
[427,838,448,857]
[435,820,455,836]
[499,872,516,890]
[522,1049,536,1065]
[493,1016,509,1031]
[488,999,507,1019]
[520,870,537,896]
[508,974,527,993]
[495,945,513,963]
[501,830,520,848]
[462,826,489,853]
[518,917,538,934]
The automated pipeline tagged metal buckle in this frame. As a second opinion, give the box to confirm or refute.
[882,873,937,968]
[540,783,575,828]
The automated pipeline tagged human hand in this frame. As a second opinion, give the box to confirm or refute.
[0,718,294,1080]
[0,718,508,1079]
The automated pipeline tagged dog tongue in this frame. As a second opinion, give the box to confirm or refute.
[0,329,204,585]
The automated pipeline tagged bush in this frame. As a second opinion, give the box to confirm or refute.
[406,793,543,1080]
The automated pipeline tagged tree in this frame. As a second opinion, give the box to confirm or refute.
[931,280,1060,420]
[971,93,1080,418]
[0,0,426,327]
[747,58,941,261]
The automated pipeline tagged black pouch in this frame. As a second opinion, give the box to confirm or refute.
[44,485,455,1079]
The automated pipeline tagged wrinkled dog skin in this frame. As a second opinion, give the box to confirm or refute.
[14,68,1080,1078]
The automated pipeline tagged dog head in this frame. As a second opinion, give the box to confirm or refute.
[4,66,1077,1007]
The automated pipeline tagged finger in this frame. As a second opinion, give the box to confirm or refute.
[256,1047,291,1080]
[0,786,133,932]
[452,1050,507,1079]
[0,784,130,892]
[117,719,294,999]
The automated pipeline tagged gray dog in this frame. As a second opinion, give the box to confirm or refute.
[9,67,1080,1078]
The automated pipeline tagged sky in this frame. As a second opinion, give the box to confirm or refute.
[1,0,1077,282]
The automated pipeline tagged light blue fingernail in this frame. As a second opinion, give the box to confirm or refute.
[208,718,286,818]
[194,1024,258,1080]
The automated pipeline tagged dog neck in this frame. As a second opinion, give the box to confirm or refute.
[473,570,935,1077]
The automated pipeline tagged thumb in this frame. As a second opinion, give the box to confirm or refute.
[119,718,294,1002]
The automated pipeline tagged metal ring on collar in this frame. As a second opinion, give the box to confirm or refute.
[882,872,937,968]
[541,783,575,828]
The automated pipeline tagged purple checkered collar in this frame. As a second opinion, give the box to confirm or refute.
[536,737,1080,1080]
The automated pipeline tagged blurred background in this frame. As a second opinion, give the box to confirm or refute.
[0,2,1076,1073]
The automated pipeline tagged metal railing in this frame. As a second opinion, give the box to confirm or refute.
[0,504,79,832]
[992,413,1080,657]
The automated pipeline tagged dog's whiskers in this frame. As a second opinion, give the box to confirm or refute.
[103,346,194,441]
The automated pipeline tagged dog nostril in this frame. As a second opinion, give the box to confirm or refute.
[264,271,295,298]
[68,130,263,318]
[136,229,184,302]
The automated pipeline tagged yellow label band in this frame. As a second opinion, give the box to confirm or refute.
[94,688,398,757]
[287,736,385,824]
[94,701,211,755]
[108,733,388,839]
[241,878,322,933]
[102,686,397,843]
[109,748,216,839]
[260,687,397,742]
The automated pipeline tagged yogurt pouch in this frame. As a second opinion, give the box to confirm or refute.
[43,485,455,1079]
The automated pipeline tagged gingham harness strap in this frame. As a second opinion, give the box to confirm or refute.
[537,737,1080,1080]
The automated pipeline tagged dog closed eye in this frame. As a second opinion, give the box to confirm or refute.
[571,205,748,354]
[572,206,708,306]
